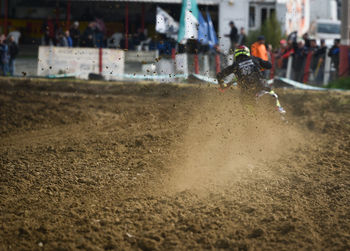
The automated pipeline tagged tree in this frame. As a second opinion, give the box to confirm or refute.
[247,13,283,49]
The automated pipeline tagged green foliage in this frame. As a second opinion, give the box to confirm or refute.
[246,29,260,48]
[327,77,350,90]
[262,13,283,49]
[247,13,283,49]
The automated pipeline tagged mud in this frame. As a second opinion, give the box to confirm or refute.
[0,78,349,250]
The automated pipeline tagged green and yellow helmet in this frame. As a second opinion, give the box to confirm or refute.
[234,45,250,59]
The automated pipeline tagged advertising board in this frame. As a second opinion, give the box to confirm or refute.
[38,46,125,79]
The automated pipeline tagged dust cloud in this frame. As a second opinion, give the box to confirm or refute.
[166,89,305,193]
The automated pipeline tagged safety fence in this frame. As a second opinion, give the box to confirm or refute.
[37,46,222,81]
[37,46,349,86]
[270,46,350,86]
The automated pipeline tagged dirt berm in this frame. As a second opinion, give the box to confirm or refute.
[0,78,349,250]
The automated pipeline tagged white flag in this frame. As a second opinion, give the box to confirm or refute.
[156,6,179,40]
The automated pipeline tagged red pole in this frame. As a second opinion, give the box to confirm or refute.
[66,0,71,30]
[99,48,103,74]
[125,3,129,50]
[141,4,145,32]
[4,0,8,35]
[339,45,350,77]
[303,52,313,83]
[171,48,176,60]
[215,54,221,74]
[194,54,199,74]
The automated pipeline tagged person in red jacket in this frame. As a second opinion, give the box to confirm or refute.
[276,39,294,77]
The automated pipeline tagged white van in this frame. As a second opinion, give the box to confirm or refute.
[310,19,341,46]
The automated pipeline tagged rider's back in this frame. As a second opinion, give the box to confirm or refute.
[217,45,272,93]
[232,56,265,91]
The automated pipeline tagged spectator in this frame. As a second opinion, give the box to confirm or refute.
[81,23,95,48]
[328,39,340,80]
[70,21,80,47]
[309,38,319,76]
[302,33,311,48]
[42,16,56,45]
[133,28,146,50]
[251,36,269,78]
[251,35,268,61]
[292,39,307,82]
[237,27,247,46]
[266,43,274,78]
[94,18,106,48]
[277,39,294,77]
[64,30,73,47]
[312,39,327,83]
[0,35,10,76]
[7,35,18,76]
[57,31,68,47]
[119,34,126,49]
[157,35,172,56]
[148,36,157,51]
[225,21,238,52]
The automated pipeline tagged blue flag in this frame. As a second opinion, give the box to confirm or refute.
[198,11,208,45]
[207,10,218,48]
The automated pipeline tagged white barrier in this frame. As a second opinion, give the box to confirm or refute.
[175,53,188,75]
[125,51,158,63]
[37,46,125,80]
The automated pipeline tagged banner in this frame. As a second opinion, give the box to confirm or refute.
[207,10,218,49]
[155,6,179,40]
[198,11,209,45]
[285,0,310,36]
[37,46,124,80]
[178,0,200,43]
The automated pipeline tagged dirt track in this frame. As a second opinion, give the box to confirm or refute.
[0,78,349,250]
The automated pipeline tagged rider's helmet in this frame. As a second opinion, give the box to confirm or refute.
[234,45,250,59]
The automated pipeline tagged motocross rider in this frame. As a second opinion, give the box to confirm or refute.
[216,45,286,114]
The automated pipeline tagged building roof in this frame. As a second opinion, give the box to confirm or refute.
[68,0,220,5]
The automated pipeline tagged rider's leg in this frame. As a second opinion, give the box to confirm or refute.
[256,89,286,114]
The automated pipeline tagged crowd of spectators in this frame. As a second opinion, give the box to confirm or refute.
[42,16,108,48]
[273,32,340,83]
[0,34,19,76]
[246,31,341,84]
[41,16,155,51]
